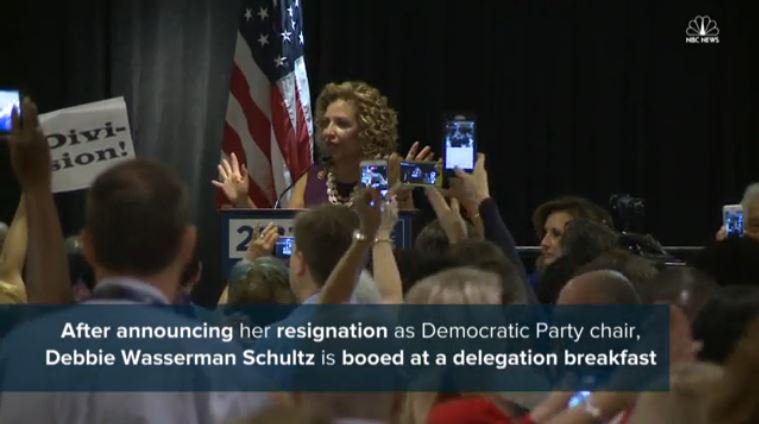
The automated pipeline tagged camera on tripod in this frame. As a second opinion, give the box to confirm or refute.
[608,194,679,266]
[609,194,645,233]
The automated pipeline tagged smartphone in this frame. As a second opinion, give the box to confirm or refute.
[723,204,744,238]
[442,114,477,175]
[567,391,591,408]
[274,236,295,258]
[360,160,389,199]
[0,89,21,134]
[400,160,441,187]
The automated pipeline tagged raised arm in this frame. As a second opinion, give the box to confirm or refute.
[0,195,27,289]
[7,98,72,303]
[211,153,257,208]
[372,196,403,304]
[319,189,381,304]
[448,154,536,303]
[424,186,468,245]
[389,142,435,210]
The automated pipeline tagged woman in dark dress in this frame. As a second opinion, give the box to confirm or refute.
[214,81,432,209]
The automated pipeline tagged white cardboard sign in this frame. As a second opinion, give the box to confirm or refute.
[39,97,136,193]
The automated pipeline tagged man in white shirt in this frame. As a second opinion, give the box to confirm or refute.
[0,141,268,422]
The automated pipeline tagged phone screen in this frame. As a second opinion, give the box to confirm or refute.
[443,116,476,172]
[400,161,439,187]
[274,237,295,258]
[360,161,389,199]
[0,89,21,134]
[567,391,591,409]
[724,207,744,238]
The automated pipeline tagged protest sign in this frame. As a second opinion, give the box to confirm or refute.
[39,97,136,193]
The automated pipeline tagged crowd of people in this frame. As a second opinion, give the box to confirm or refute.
[0,81,757,423]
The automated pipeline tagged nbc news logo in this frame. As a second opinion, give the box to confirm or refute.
[685,15,720,44]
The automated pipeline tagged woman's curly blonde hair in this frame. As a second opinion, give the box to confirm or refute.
[314,81,398,159]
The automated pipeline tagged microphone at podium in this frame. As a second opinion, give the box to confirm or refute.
[273,156,328,209]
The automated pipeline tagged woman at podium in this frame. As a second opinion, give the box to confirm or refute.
[214,81,432,209]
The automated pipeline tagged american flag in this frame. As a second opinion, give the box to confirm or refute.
[222,0,313,208]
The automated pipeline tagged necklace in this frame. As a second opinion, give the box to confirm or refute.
[326,171,357,206]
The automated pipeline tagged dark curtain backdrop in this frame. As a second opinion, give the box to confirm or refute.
[1,0,758,299]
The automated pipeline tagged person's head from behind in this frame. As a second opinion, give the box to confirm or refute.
[708,316,759,424]
[447,240,527,304]
[557,270,640,305]
[692,285,759,364]
[691,236,759,288]
[314,81,398,163]
[80,160,195,299]
[741,182,759,240]
[575,248,659,295]
[290,204,359,302]
[532,196,613,268]
[232,404,330,424]
[559,218,619,264]
[406,267,502,305]
[642,267,718,322]
[228,257,294,306]
[414,219,476,259]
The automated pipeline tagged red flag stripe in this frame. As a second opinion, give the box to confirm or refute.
[270,84,305,177]
[230,64,272,161]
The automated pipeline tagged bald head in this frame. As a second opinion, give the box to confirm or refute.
[557,270,640,305]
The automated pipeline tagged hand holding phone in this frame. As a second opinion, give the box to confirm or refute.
[399,160,441,187]
[360,160,390,200]
[274,236,295,258]
[723,204,744,238]
[442,114,477,176]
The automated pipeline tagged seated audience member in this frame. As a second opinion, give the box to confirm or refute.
[692,285,759,364]
[556,269,640,305]
[233,404,330,424]
[535,218,620,303]
[574,248,659,296]
[0,101,267,422]
[414,219,476,259]
[558,218,619,264]
[394,248,453,294]
[708,316,759,424]
[625,361,723,424]
[641,267,719,321]
[691,236,759,288]
[401,268,510,424]
[532,196,614,271]
[447,239,528,304]
[227,257,294,305]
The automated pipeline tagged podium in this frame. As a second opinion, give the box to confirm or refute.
[220,208,415,279]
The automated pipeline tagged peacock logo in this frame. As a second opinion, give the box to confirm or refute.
[686,15,720,44]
